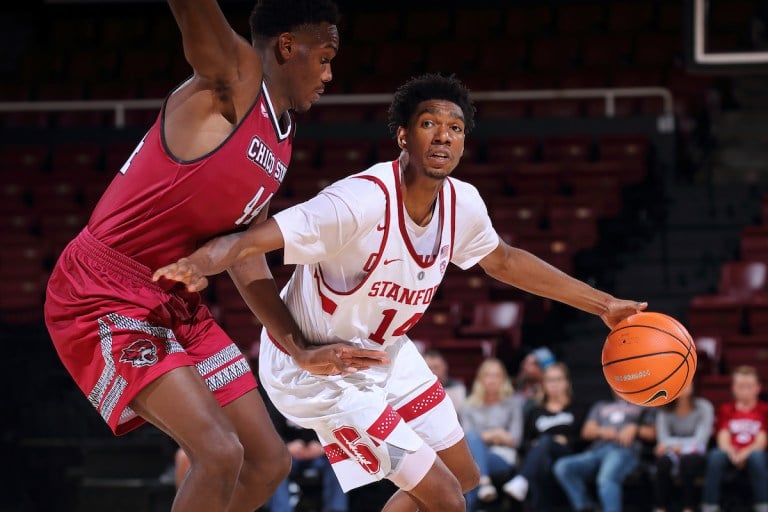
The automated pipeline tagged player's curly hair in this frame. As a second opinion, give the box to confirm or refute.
[387,73,476,136]
[250,0,339,40]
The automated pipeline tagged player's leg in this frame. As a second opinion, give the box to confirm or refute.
[130,366,245,512]
[220,389,291,512]
[381,340,479,511]
[183,315,290,512]
[174,446,191,488]
[382,438,478,512]
[382,443,465,512]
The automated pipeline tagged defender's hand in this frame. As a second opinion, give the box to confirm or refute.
[295,343,390,376]
[153,258,209,292]
[600,299,648,329]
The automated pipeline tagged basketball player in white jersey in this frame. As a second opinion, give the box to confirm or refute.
[154,74,648,511]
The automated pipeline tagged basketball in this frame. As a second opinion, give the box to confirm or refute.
[602,312,697,407]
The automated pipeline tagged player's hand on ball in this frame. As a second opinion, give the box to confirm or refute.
[295,343,390,376]
[600,298,648,329]
[152,258,209,292]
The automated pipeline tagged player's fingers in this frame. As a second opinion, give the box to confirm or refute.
[187,276,209,292]
[332,351,357,375]
[344,348,390,362]
[347,356,388,367]
[152,265,177,282]
[636,301,648,311]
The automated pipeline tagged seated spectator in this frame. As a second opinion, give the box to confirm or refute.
[514,346,556,409]
[268,419,348,512]
[652,380,713,512]
[701,365,768,512]
[461,358,525,510]
[503,362,585,511]
[553,391,656,512]
[424,348,467,411]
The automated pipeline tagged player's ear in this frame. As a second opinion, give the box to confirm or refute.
[397,127,407,150]
[277,32,295,61]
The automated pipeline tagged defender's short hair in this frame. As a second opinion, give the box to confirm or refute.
[250,0,339,40]
[387,73,476,136]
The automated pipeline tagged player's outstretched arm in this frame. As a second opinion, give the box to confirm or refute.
[226,209,390,375]
[167,0,252,83]
[478,239,647,329]
[153,218,285,291]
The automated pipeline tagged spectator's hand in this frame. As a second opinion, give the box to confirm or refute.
[733,449,749,469]
[286,440,306,458]
[305,440,324,459]
[654,443,668,457]
[725,447,741,467]
[481,428,507,445]
[617,425,637,447]
[294,342,390,376]
[600,427,618,441]
[600,298,648,329]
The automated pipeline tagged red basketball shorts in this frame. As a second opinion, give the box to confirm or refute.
[44,228,257,435]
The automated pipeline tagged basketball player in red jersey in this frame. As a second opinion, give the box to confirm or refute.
[43,1,388,511]
[154,74,648,511]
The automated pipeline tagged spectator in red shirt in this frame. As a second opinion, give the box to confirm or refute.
[702,365,768,512]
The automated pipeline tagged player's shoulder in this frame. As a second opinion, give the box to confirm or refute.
[446,175,482,197]
[326,162,392,199]
[319,162,390,216]
[446,176,486,206]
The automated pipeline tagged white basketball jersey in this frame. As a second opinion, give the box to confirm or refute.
[270,159,497,350]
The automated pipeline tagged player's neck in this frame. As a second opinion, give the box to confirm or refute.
[400,164,442,227]
[262,72,289,118]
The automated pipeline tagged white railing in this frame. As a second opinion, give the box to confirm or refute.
[0,87,673,128]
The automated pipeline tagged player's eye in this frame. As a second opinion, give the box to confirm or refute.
[422,120,434,128]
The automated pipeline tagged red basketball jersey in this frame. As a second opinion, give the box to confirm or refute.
[89,82,293,270]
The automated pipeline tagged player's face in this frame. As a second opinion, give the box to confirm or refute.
[399,99,466,180]
[286,22,339,113]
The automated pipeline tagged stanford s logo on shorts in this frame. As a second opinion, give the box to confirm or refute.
[120,339,159,367]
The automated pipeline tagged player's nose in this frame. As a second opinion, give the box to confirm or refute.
[322,64,333,84]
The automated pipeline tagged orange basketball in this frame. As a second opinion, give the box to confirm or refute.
[602,312,697,407]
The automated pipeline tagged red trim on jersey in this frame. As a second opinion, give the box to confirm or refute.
[366,405,403,440]
[393,160,445,268]
[315,174,390,296]
[396,381,447,422]
[324,442,349,463]
[313,269,338,314]
[446,178,457,261]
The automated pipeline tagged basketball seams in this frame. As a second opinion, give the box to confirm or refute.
[608,323,693,358]
[614,354,691,395]
[606,351,689,395]
[602,350,687,367]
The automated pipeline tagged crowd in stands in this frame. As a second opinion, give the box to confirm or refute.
[170,345,768,512]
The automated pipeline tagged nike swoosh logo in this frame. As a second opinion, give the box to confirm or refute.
[383,258,402,265]
[376,223,386,231]
[641,389,668,404]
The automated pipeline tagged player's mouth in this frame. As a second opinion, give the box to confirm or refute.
[426,149,452,165]
[312,87,325,102]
